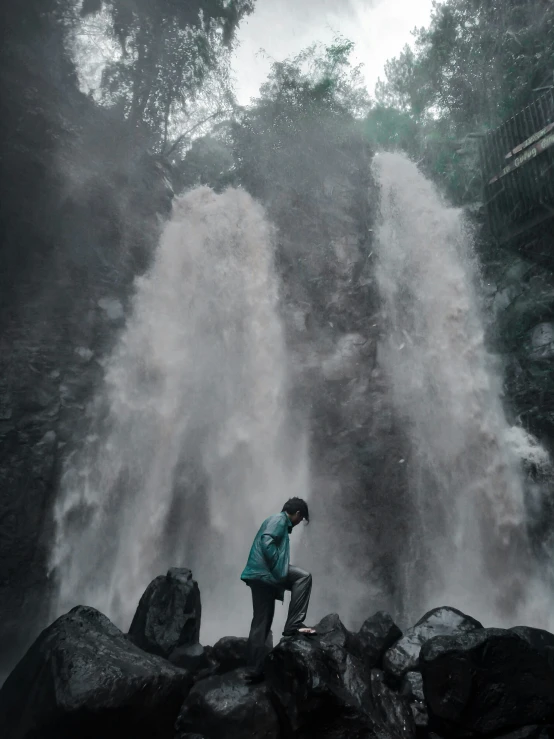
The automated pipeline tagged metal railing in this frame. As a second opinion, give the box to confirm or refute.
[480,89,554,244]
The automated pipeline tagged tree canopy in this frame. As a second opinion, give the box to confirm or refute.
[373,0,554,203]
[80,0,254,149]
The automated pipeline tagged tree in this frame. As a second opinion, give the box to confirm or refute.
[81,0,254,149]
[375,0,554,204]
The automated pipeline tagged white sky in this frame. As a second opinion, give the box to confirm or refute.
[232,0,438,104]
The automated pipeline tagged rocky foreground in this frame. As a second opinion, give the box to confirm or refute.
[1,568,554,739]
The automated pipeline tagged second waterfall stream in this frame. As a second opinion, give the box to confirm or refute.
[373,151,551,627]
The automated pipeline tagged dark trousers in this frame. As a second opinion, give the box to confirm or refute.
[247,566,312,673]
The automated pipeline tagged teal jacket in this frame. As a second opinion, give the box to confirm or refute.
[241,512,292,601]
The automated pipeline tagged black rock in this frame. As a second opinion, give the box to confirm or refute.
[383,606,482,681]
[421,627,554,737]
[169,643,211,673]
[400,671,427,733]
[265,627,404,738]
[211,636,249,673]
[293,710,385,739]
[129,567,201,658]
[410,700,429,734]
[370,669,416,739]
[316,613,363,656]
[494,727,554,739]
[510,625,554,652]
[175,668,280,739]
[358,611,402,669]
[265,633,367,732]
[0,605,192,739]
[400,671,424,702]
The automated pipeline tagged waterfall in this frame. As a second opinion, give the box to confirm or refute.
[373,152,552,627]
[51,187,309,641]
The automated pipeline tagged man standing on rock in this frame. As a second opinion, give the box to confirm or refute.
[241,497,316,681]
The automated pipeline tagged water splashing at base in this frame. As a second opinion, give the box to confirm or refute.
[51,187,309,641]
[373,152,553,627]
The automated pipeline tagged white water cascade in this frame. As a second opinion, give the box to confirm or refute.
[51,187,309,641]
[373,152,552,628]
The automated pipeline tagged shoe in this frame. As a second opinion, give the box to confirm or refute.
[282,625,317,638]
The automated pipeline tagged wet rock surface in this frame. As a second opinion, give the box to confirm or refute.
[3,576,554,739]
[170,643,212,672]
[421,627,554,737]
[383,606,482,681]
[129,568,201,658]
[211,636,249,673]
[358,611,402,670]
[176,668,280,739]
[0,605,191,739]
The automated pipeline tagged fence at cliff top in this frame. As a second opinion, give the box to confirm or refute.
[480,88,554,252]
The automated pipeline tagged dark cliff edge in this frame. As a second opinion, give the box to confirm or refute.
[0,3,173,677]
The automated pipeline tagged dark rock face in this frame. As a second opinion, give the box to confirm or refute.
[265,613,414,739]
[358,611,402,669]
[383,606,482,681]
[0,4,177,676]
[421,627,554,737]
[400,670,428,731]
[169,643,211,672]
[265,634,349,729]
[510,625,554,652]
[370,669,416,738]
[400,671,424,703]
[129,568,201,658]
[494,728,554,739]
[0,605,191,739]
[176,668,280,739]
[265,636,381,738]
[316,612,365,656]
[211,636,249,673]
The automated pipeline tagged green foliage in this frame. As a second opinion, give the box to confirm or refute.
[82,0,254,149]
[82,0,255,46]
[230,40,371,198]
[375,0,554,204]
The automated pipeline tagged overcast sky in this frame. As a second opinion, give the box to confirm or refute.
[232,0,438,104]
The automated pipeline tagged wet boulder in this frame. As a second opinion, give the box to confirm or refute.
[129,567,201,658]
[169,643,211,673]
[510,625,554,653]
[265,628,403,738]
[400,671,424,703]
[265,633,368,732]
[421,627,554,737]
[0,606,192,739]
[400,672,427,733]
[175,668,280,739]
[315,613,364,657]
[370,669,416,739]
[357,611,402,669]
[211,636,248,673]
[383,606,482,681]
[494,728,554,739]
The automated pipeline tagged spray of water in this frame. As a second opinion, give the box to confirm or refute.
[373,152,552,627]
[51,187,309,641]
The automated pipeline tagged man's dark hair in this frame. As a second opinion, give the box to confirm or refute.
[282,497,309,523]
